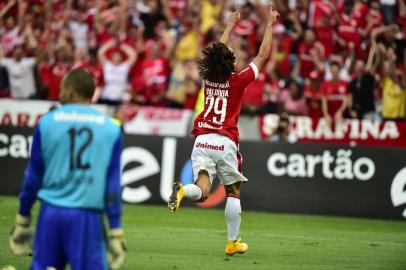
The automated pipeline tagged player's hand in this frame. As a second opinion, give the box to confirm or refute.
[228,6,240,26]
[268,6,280,26]
[9,214,34,256]
[108,228,126,270]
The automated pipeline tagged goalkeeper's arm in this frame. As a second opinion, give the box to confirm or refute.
[10,126,44,255]
[19,127,44,216]
[105,131,126,270]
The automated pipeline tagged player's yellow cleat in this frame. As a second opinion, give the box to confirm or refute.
[225,238,248,256]
[168,181,185,213]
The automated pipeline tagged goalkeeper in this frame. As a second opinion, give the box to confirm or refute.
[9,69,126,270]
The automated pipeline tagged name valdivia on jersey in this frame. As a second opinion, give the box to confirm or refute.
[206,88,229,97]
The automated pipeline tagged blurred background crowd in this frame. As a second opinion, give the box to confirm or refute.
[0,0,405,122]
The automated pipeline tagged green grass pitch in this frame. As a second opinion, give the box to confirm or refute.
[1,196,406,270]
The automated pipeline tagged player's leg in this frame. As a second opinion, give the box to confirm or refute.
[168,136,216,212]
[62,208,109,270]
[31,203,67,270]
[216,139,248,256]
[168,170,214,212]
[188,170,212,201]
[223,182,248,255]
[224,182,242,241]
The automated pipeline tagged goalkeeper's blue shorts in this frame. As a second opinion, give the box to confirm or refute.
[30,201,109,270]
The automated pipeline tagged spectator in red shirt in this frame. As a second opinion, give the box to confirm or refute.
[271,14,302,78]
[0,0,25,56]
[295,28,325,79]
[305,70,324,120]
[336,0,363,58]
[131,41,170,106]
[270,24,291,77]
[308,0,335,28]
[48,48,73,100]
[315,14,334,58]
[365,0,384,37]
[321,61,349,125]
[242,71,269,116]
[36,51,52,99]
[169,0,188,18]
[234,3,259,55]
[352,0,369,29]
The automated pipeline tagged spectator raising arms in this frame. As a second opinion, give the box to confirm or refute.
[0,0,403,122]
[98,39,137,105]
[0,46,36,99]
[349,44,379,120]
[380,47,406,120]
[131,41,170,106]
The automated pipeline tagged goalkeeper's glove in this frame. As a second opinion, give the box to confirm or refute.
[9,214,34,256]
[108,228,126,270]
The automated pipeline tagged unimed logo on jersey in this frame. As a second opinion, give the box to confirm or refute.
[267,149,375,181]
[391,167,406,218]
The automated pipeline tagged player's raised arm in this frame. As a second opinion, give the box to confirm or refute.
[252,6,280,71]
[219,7,240,46]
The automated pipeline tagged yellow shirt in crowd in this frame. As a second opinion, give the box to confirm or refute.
[382,77,406,119]
[200,0,222,33]
[175,32,199,61]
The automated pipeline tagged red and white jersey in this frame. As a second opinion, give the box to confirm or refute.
[192,62,259,142]
[1,27,24,56]
[321,80,349,116]
[367,9,384,34]
[308,0,334,27]
[338,14,358,35]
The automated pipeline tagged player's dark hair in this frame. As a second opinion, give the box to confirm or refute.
[62,69,95,99]
[198,42,236,83]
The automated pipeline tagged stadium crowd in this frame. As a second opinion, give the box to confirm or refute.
[0,0,405,121]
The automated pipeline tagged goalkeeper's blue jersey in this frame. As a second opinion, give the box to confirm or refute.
[19,103,122,217]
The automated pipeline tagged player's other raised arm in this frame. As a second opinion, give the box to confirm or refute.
[252,6,280,71]
[219,7,240,46]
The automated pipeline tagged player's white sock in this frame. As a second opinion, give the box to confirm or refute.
[183,184,202,201]
[225,197,241,241]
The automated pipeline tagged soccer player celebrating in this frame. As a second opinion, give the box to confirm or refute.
[168,5,280,256]
[9,69,126,269]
